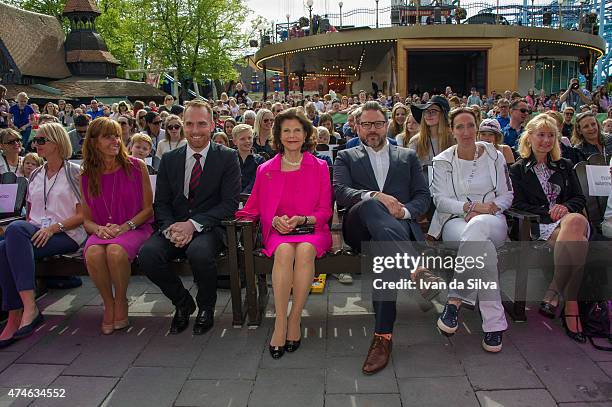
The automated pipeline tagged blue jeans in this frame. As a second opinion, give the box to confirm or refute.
[0,220,78,311]
[19,128,32,151]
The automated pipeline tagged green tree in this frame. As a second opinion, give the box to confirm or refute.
[149,0,250,94]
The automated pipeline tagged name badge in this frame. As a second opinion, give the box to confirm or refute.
[40,216,52,229]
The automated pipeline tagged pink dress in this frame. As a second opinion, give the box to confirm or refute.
[236,152,332,258]
[82,157,153,262]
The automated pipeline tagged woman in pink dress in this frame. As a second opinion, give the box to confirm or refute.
[236,108,332,359]
[81,117,153,334]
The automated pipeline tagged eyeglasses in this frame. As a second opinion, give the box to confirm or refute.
[424,109,441,116]
[359,121,386,129]
[4,139,21,145]
[167,124,182,130]
[32,137,49,145]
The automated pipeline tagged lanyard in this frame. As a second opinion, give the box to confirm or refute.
[2,155,18,173]
[43,162,65,212]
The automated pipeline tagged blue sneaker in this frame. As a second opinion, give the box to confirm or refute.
[482,331,503,353]
[437,303,459,335]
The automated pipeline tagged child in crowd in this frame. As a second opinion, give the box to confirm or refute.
[603,118,612,137]
[21,152,43,179]
[129,133,153,162]
[213,132,230,147]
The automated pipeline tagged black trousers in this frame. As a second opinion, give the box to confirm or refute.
[139,231,223,310]
[343,199,418,334]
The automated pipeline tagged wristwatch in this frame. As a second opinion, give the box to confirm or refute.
[57,222,65,232]
[127,220,136,230]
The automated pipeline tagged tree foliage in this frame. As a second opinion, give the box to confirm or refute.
[6,0,252,82]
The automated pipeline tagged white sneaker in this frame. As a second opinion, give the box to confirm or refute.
[334,273,353,284]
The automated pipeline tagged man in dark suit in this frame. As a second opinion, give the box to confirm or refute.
[333,101,431,375]
[139,100,240,335]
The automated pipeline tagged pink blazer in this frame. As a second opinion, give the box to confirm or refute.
[235,152,333,249]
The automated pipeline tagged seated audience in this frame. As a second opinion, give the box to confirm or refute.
[21,152,43,179]
[0,129,24,175]
[236,108,332,359]
[129,133,154,163]
[387,103,408,139]
[253,109,275,157]
[509,114,588,343]
[233,124,264,194]
[571,112,612,162]
[0,123,86,347]
[429,108,513,353]
[156,115,187,160]
[477,118,515,164]
[213,132,230,147]
[80,117,154,334]
[408,95,454,166]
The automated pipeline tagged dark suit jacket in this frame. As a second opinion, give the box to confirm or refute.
[154,142,241,239]
[333,143,430,240]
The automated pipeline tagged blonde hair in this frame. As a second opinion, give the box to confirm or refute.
[253,108,273,139]
[414,112,453,160]
[164,114,184,142]
[23,152,44,167]
[130,133,153,148]
[572,112,603,146]
[518,114,561,161]
[37,122,72,159]
[388,103,407,137]
[232,123,253,139]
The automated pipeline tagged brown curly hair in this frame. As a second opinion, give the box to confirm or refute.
[82,117,133,197]
[271,108,316,153]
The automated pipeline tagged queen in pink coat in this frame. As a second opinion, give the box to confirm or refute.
[236,108,332,359]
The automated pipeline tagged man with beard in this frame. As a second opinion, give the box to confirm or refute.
[139,99,240,335]
[333,101,432,375]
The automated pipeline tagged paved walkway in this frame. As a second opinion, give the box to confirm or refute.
[0,276,610,407]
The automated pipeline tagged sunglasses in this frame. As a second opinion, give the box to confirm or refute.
[119,121,129,126]
[32,137,49,145]
[167,124,182,130]
[4,139,21,145]
[516,108,529,113]
[263,119,274,123]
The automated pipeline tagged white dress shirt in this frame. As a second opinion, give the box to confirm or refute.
[183,142,211,232]
[361,141,411,219]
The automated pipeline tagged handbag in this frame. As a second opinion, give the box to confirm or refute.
[286,225,315,235]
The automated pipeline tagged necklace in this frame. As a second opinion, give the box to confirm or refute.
[282,154,303,166]
[101,171,118,221]
[455,144,480,199]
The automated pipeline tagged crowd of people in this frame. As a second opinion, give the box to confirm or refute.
[0,78,609,375]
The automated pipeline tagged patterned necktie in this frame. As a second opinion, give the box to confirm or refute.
[189,153,203,202]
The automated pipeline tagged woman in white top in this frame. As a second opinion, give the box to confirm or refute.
[0,122,86,347]
[155,115,187,160]
[429,107,513,353]
[0,128,24,176]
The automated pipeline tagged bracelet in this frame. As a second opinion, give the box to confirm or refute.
[57,222,65,233]
[127,220,136,230]
[302,216,308,225]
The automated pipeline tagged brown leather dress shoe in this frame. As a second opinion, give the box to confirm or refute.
[362,335,392,375]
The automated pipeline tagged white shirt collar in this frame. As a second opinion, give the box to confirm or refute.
[363,139,389,156]
[186,141,211,160]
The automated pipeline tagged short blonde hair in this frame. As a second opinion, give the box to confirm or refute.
[37,122,72,159]
[23,152,44,166]
[232,123,253,140]
[518,114,561,161]
[130,133,153,148]
[16,92,28,101]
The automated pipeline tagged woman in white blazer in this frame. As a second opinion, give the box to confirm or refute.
[429,107,514,353]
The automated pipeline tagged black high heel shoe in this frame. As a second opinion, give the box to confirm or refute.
[539,289,561,319]
[561,312,586,343]
[269,344,286,359]
[285,324,302,352]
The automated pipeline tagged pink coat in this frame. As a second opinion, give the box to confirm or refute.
[235,152,333,256]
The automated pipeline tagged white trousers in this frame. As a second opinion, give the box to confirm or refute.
[442,214,508,333]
